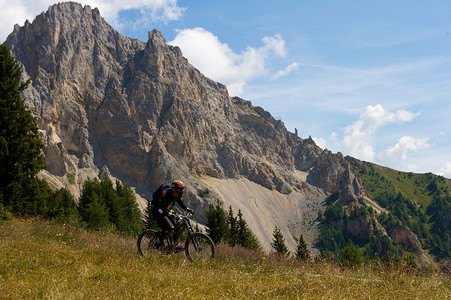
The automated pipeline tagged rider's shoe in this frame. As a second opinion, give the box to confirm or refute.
[174,245,184,253]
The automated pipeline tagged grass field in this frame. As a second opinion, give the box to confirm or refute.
[0,218,449,299]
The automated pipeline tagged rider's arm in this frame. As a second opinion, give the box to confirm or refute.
[176,195,189,211]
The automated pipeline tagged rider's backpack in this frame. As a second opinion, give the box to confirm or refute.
[151,183,171,206]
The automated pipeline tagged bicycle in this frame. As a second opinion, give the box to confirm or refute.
[137,211,215,262]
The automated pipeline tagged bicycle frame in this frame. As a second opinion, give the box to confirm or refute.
[179,214,203,252]
[137,210,215,261]
[164,212,196,252]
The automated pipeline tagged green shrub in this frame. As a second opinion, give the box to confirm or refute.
[197,188,210,198]
[341,244,362,268]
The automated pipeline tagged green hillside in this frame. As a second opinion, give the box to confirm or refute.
[348,159,451,258]
[1,218,449,299]
[351,160,451,208]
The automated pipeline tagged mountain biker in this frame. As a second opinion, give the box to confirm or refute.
[151,180,193,247]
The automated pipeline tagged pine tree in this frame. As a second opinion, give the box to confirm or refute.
[295,234,310,261]
[237,210,262,251]
[78,179,111,230]
[78,178,143,234]
[271,226,289,255]
[100,178,122,228]
[227,205,239,246]
[46,187,80,223]
[236,210,247,245]
[206,203,229,244]
[0,44,45,213]
[143,196,158,230]
[16,177,53,216]
[115,180,143,235]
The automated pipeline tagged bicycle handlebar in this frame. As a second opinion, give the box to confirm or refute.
[174,211,193,221]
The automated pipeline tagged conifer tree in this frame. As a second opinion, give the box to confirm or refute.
[295,233,310,261]
[223,206,262,251]
[115,180,143,235]
[271,226,289,255]
[78,178,143,234]
[78,179,111,230]
[0,44,45,213]
[206,203,229,244]
[237,209,262,251]
[236,210,247,245]
[143,196,158,230]
[227,205,239,246]
[17,177,53,216]
[46,187,79,223]
[100,178,122,228]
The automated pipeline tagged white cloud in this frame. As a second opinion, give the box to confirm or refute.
[440,162,451,178]
[0,0,185,42]
[169,28,286,95]
[312,137,327,149]
[341,104,420,161]
[272,62,298,80]
[379,136,431,167]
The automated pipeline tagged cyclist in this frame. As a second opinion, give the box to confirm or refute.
[151,180,193,248]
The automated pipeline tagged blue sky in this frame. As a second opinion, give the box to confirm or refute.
[1,0,451,177]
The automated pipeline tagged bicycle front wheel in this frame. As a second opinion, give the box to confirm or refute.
[137,229,160,257]
[185,233,215,262]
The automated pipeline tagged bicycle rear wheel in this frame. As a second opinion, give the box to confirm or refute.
[137,229,160,257]
[185,233,215,262]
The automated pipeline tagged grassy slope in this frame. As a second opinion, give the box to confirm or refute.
[352,161,451,208]
[1,218,449,299]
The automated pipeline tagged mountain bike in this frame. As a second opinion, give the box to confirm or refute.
[137,211,215,262]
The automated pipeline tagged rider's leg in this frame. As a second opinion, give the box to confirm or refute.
[159,215,175,243]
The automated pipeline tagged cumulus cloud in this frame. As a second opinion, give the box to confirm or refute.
[378,136,431,167]
[312,137,327,149]
[169,28,286,95]
[0,0,185,42]
[440,162,451,178]
[341,104,420,161]
[272,62,298,80]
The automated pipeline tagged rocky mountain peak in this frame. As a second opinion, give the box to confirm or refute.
[148,29,167,47]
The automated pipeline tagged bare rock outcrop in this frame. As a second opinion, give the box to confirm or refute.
[389,226,423,252]
[346,213,374,239]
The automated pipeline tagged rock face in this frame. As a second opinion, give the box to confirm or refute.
[389,226,422,252]
[5,2,371,251]
[346,213,374,239]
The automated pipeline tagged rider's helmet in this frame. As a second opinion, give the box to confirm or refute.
[172,180,184,195]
